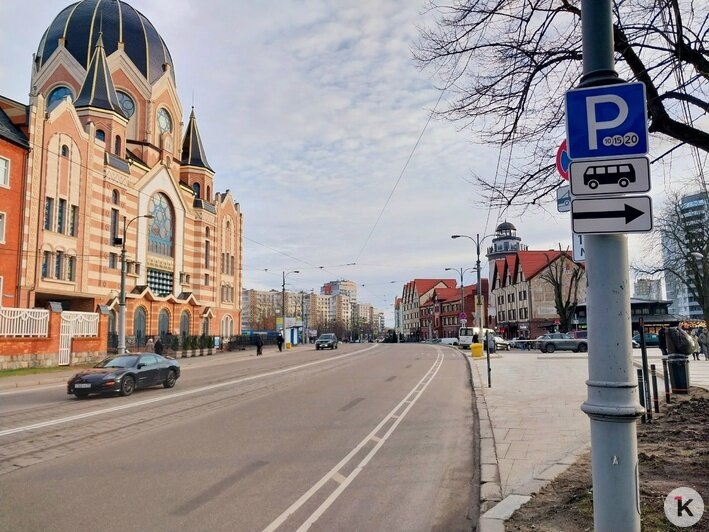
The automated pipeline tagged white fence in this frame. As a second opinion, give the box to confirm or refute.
[61,311,99,337]
[0,308,50,337]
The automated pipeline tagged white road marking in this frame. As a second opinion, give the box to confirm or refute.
[331,472,347,485]
[0,345,379,438]
[263,350,445,532]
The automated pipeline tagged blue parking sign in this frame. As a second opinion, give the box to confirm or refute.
[565,82,648,160]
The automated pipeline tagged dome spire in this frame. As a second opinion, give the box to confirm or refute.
[181,107,213,172]
[74,32,124,117]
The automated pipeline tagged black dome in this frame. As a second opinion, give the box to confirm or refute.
[36,0,174,84]
[496,221,517,232]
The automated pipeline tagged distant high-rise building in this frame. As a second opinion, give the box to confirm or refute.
[633,278,663,300]
[663,191,708,320]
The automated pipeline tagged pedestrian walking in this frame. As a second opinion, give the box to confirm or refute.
[690,330,700,360]
[154,337,164,356]
[277,332,284,352]
[255,334,263,356]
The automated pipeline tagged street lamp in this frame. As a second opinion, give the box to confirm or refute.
[445,267,476,331]
[282,270,300,337]
[451,234,494,333]
[117,213,154,354]
[452,233,494,387]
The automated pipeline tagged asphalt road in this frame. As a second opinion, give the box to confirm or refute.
[0,343,477,531]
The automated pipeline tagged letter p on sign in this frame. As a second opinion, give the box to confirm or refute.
[585,94,628,150]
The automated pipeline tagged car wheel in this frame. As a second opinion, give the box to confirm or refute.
[578,343,588,353]
[74,392,89,399]
[120,375,135,397]
[163,370,177,389]
[619,178,629,187]
[545,344,556,353]
[589,180,599,189]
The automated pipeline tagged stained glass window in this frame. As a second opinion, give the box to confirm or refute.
[148,193,173,257]
[47,86,73,108]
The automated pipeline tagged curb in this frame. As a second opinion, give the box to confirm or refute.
[469,356,590,531]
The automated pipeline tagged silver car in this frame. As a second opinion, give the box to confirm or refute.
[536,333,588,353]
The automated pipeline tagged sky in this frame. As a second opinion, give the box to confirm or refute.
[0,0,705,326]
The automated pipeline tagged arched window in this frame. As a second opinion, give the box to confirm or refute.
[96,129,106,142]
[192,182,201,199]
[221,315,234,338]
[61,145,69,157]
[205,227,210,238]
[202,317,211,336]
[47,86,73,108]
[116,91,135,118]
[112,189,120,205]
[134,307,147,341]
[206,186,211,201]
[180,311,190,338]
[148,193,174,257]
[158,309,170,337]
[115,135,122,156]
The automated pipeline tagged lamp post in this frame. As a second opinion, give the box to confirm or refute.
[282,270,300,340]
[452,233,494,387]
[445,267,476,333]
[117,214,153,354]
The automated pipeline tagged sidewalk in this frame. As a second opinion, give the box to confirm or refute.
[469,350,709,532]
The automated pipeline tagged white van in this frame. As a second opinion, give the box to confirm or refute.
[458,326,494,348]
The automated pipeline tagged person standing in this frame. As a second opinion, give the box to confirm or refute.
[658,327,667,358]
[699,328,709,361]
[154,337,164,356]
[144,336,155,353]
[277,332,284,352]
[255,334,263,356]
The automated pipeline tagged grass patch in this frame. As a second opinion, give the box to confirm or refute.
[0,364,93,379]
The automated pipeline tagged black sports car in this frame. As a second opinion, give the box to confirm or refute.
[67,353,180,398]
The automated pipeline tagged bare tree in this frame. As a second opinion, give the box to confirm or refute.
[415,0,709,206]
[538,247,585,332]
[635,191,708,324]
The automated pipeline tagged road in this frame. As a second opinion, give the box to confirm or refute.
[0,343,477,531]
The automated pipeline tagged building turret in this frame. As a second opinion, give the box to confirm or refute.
[180,107,214,202]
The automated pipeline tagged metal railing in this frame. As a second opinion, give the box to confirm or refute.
[0,308,50,337]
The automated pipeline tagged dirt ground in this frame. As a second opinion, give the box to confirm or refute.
[506,387,709,532]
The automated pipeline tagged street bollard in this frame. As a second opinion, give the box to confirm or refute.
[651,364,660,414]
[662,358,672,403]
[637,369,646,424]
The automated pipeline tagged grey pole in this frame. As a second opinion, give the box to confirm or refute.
[117,214,152,355]
[117,217,128,355]
[577,2,643,530]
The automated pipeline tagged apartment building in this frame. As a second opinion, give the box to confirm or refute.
[491,250,586,338]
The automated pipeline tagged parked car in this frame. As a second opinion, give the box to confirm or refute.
[67,353,180,398]
[536,333,588,353]
[632,333,660,347]
[493,336,511,351]
[315,333,339,350]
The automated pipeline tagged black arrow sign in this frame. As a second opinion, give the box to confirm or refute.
[572,203,644,224]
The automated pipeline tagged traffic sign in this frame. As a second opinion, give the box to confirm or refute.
[458,312,467,320]
[556,140,570,180]
[572,232,585,262]
[571,196,653,234]
[570,156,650,196]
[557,185,571,212]
[565,82,649,160]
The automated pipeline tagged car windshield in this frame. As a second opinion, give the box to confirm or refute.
[319,334,335,340]
[95,355,139,369]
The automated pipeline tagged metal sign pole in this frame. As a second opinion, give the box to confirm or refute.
[577,2,643,531]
